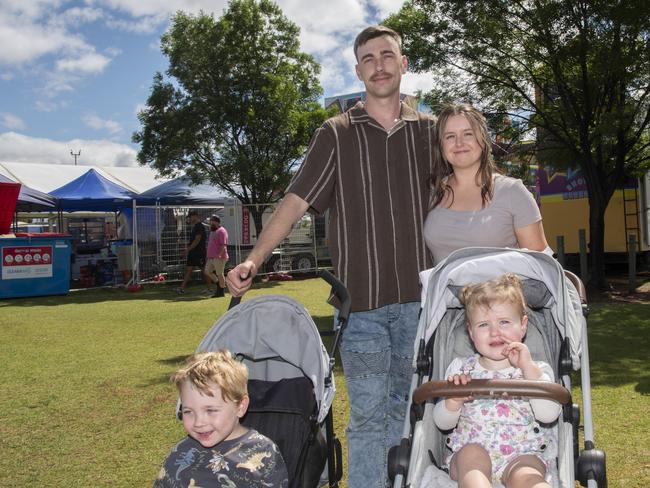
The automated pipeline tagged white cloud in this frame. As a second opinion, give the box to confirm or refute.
[105,46,122,57]
[96,0,229,18]
[280,0,366,33]
[61,7,105,25]
[83,114,123,135]
[368,0,406,19]
[400,71,436,96]
[0,131,138,166]
[319,59,349,94]
[0,1,97,65]
[280,0,367,60]
[56,51,112,74]
[0,1,115,99]
[0,0,65,20]
[43,70,76,95]
[34,100,63,112]
[320,47,360,95]
[299,31,341,56]
[105,13,167,33]
[1,112,26,130]
[0,18,88,65]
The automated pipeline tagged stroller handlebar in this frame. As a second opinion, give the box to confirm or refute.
[227,270,351,321]
[413,379,571,405]
[228,296,242,309]
[564,269,587,304]
[318,269,351,322]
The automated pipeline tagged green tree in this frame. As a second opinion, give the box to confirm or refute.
[133,0,330,234]
[388,0,650,288]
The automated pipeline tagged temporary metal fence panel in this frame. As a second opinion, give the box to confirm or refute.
[132,201,331,284]
[225,203,330,276]
[133,205,221,283]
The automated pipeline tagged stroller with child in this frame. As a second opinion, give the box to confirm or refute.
[388,247,607,488]
[189,270,348,488]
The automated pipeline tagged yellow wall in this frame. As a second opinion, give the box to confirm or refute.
[541,189,643,253]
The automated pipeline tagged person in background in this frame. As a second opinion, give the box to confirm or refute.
[204,215,229,298]
[227,25,435,488]
[175,210,210,294]
[424,103,549,264]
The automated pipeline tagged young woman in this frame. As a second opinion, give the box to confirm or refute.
[424,103,548,264]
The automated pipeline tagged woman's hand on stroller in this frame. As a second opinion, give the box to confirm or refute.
[444,374,474,411]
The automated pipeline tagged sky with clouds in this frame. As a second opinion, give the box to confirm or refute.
[0,0,435,168]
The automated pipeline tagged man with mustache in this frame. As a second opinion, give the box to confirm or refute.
[227,25,434,487]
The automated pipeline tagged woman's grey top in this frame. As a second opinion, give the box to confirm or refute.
[424,175,541,264]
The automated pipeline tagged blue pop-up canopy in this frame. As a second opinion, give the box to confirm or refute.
[51,168,137,211]
[136,176,227,206]
[0,174,58,211]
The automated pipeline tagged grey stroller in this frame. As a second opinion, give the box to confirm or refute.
[388,248,607,488]
[190,270,349,488]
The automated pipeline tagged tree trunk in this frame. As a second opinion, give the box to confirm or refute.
[587,194,608,289]
[249,205,266,238]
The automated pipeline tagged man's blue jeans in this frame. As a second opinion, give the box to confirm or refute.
[338,302,420,488]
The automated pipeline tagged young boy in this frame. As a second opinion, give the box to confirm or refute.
[154,350,288,487]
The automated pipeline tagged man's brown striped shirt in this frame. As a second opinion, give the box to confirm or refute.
[287,101,435,312]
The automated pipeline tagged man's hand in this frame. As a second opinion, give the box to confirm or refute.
[226,260,257,297]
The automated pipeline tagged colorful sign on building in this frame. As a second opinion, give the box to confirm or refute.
[536,166,588,200]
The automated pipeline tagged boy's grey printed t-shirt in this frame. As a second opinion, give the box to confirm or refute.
[153,428,289,488]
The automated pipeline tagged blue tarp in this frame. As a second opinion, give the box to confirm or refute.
[0,174,58,211]
[137,176,227,206]
[51,169,137,211]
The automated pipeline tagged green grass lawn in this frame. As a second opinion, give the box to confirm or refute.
[0,277,649,487]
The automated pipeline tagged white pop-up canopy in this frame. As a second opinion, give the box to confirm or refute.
[0,162,168,194]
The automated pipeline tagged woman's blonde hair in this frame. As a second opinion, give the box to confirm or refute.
[459,273,527,322]
[171,350,248,404]
[429,103,500,209]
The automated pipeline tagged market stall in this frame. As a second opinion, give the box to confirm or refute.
[133,177,227,282]
[50,169,137,287]
[0,182,72,299]
[0,174,58,212]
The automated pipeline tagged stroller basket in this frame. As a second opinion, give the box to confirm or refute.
[244,377,326,487]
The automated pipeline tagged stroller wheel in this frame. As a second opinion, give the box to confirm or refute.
[577,445,607,487]
[387,438,411,482]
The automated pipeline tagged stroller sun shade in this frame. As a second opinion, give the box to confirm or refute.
[196,294,335,423]
[418,247,584,370]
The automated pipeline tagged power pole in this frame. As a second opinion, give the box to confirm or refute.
[70,149,81,165]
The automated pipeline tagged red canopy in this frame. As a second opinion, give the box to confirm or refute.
[0,182,21,234]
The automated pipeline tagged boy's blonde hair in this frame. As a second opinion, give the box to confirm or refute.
[459,273,527,322]
[171,350,248,404]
